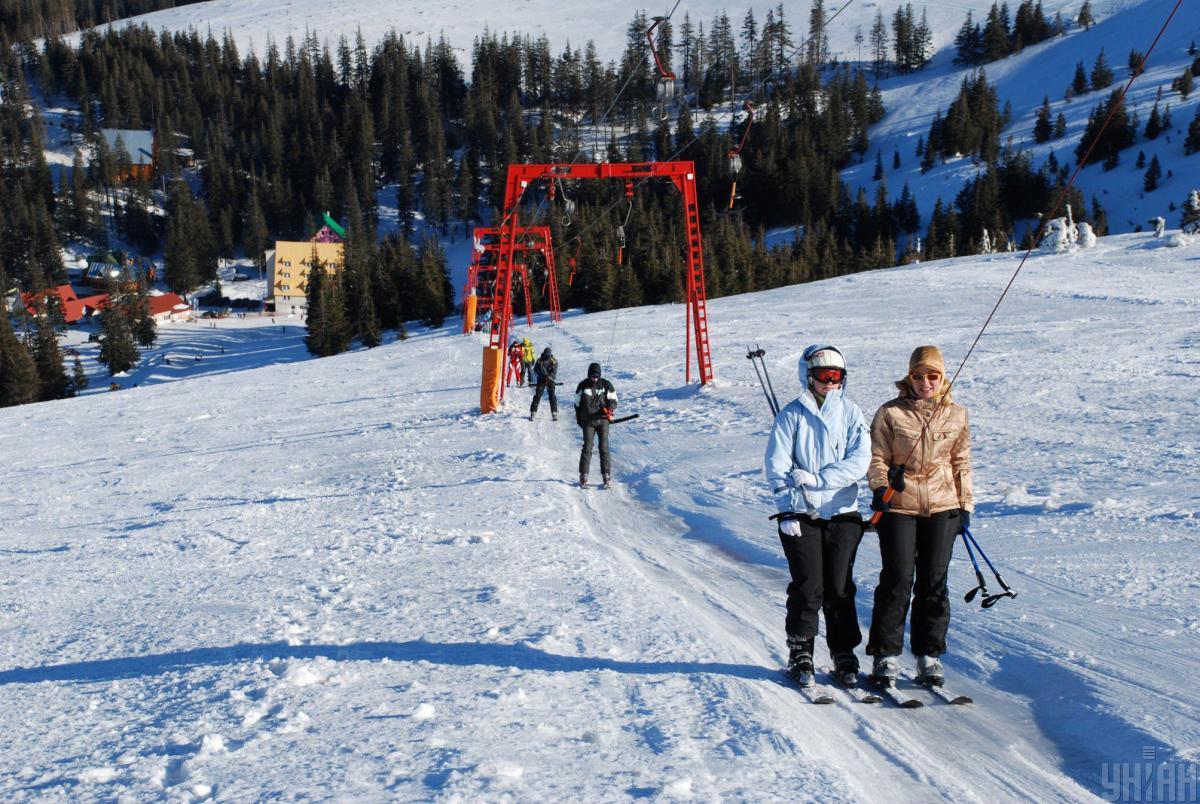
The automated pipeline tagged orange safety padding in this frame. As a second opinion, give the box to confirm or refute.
[462,294,478,334]
[480,346,503,413]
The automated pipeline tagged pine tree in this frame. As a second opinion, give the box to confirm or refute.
[97,292,139,376]
[953,11,982,65]
[1075,90,1136,166]
[69,355,89,396]
[132,282,157,347]
[1033,96,1053,142]
[304,253,351,356]
[806,0,828,67]
[870,9,889,78]
[1144,102,1163,139]
[30,303,69,401]
[1185,105,1200,154]
[981,3,1010,62]
[1077,0,1094,30]
[1143,155,1162,192]
[1070,62,1089,97]
[1174,67,1193,100]
[1089,49,1113,90]
[1054,112,1068,138]
[0,271,40,407]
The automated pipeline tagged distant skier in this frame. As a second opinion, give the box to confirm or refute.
[506,340,524,387]
[866,345,974,687]
[529,347,559,421]
[521,337,536,386]
[764,344,871,687]
[574,362,617,488]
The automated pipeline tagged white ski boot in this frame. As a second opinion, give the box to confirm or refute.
[871,655,900,686]
[916,655,944,686]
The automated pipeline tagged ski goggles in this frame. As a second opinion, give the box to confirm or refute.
[909,371,943,383]
[808,367,845,383]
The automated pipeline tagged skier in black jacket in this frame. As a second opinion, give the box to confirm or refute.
[530,347,559,420]
[574,362,618,488]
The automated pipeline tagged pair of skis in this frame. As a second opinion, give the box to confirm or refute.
[784,669,972,707]
[868,675,974,707]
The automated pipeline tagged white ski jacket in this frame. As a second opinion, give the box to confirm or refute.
[764,387,870,520]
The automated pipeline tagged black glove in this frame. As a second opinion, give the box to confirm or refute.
[958,509,970,534]
[871,486,891,513]
[887,465,906,492]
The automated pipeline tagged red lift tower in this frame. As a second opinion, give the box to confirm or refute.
[481,161,713,411]
[463,225,562,334]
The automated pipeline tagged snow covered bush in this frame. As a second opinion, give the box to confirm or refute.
[1181,190,1200,235]
[1077,222,1096,248]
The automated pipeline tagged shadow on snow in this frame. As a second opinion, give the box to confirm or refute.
[0,640,779,686]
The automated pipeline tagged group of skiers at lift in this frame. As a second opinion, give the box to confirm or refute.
[509,337,619,489]
[765,343,973,689]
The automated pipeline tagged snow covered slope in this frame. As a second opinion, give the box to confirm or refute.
[96,0,1086,65]
[2,233,1197,799]
[845,0,1200,240]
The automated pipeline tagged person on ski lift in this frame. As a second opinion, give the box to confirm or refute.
[506,340,524,387]
[866,345,974,687]
[574,362,618,488]
[764,345,871,686]
[521,337,536,387]
[530,347,559,421]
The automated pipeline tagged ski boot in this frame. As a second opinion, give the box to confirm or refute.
[602,474,612,489]
[870,655,900,687]
[552,412,558,421]
[832,650,860,688]
[529,411,536,420]
[579,474,588,488]
[787,638,816,687]
[916,655,944,686]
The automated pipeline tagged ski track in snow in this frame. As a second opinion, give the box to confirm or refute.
[1,233,1198,799]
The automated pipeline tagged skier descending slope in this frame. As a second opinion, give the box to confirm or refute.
[764,345,871,689]
[866,346,974,689]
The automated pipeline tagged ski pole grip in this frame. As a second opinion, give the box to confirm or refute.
[868,487,896,525]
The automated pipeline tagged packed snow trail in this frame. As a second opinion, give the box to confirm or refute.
[1,234,1197,799]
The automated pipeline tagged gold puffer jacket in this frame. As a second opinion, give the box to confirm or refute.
[868,377,973,517]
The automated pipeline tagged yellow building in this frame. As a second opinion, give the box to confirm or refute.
[266,240,344,315]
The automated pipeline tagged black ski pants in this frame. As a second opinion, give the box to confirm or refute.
[866,510,959,659]
[579,420,610,477]
[778,514,865,653]
[530,380,557,413]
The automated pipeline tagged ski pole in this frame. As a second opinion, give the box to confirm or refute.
[757,345,781,415]
[962,526,1017,607]
[960,531,990,605]
[746,346,780,416]
[609,414,639,424]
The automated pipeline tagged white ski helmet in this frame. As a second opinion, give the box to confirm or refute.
[800,344,847,385]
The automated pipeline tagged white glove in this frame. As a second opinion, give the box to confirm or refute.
[779,520,803,537]
[790,468,818,489]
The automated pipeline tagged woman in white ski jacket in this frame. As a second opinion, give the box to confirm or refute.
[764,344,871,684]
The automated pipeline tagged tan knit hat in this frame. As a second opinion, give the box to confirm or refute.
[909,345,945,374]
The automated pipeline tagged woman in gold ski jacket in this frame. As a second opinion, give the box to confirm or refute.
[865,345,973,686]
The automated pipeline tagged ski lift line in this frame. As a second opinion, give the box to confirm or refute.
[868,0,1184,525]
[570,0,684,168]
[781,0,856,68]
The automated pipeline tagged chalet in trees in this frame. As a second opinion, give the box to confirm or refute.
[98,129,156,182]
[82,251,156,289]
[265,213,346,315]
